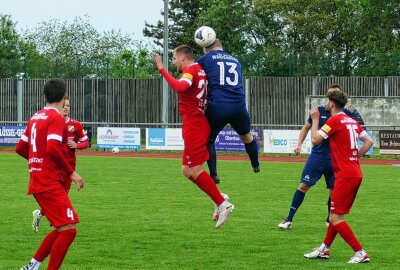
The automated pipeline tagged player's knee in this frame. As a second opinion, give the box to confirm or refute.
[240,133,253,144]
[298,183,311,193]
[182,166,191,179]
[329,214,343,225]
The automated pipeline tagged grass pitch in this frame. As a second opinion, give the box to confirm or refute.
[0,153,398,269]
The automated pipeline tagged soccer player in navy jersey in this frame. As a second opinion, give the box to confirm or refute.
[278,84,359,229]
[304,90,373,263]
[197,39,260,184]
[155,45,234,228]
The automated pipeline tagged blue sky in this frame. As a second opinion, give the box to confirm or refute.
[1,0,164,40]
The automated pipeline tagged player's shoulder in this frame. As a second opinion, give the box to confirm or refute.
[343,108,352,116]
[186,63,205,76]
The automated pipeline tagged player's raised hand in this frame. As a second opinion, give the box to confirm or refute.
[310,107,320,121]
[155,53,164,71]
[71,172,84,191]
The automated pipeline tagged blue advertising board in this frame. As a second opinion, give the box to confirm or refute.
[215,128,261,152]
[0,126,26,146]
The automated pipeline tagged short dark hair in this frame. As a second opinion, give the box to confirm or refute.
[327,84,342,91]
[327,90,348,109]
[43,79,67,103]
[174,45,194,60]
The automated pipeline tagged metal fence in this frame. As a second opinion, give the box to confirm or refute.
[1,77,399,126]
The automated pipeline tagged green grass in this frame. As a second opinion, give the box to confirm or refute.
[0,153,398,269]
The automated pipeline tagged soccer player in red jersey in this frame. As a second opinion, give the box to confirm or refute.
[304,91,373,263]
[32,98,89,232]
[16,79,84,270]
[155,45,234,229]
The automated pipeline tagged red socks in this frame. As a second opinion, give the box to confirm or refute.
[47,228,77,270]
[34,229,59,262]
[323,223,338,247]
[191,171,225,206]
[335,221,362,252]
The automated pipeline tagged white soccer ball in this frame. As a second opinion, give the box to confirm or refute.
[194,26,216,48]
[111,147,120,154]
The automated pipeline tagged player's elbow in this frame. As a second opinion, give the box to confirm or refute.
[311,137,322,145]
[365,137,374,149]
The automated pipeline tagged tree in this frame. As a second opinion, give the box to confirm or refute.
[143,0,202,52]
[0,14,23,78]
[23,16,136,78]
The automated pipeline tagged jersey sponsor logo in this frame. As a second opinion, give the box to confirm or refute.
[182,73,193,81]
[68,125,75,132]
[321,116,327,119]
[28,157,43,164]
[321,124,331,133]
[340,118,356,124]
[31,113,48,120]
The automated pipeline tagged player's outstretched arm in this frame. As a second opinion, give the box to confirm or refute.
[294,122,311,154]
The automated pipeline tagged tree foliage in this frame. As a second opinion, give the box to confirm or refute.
[0,14,23,78]
[144,0,400,76]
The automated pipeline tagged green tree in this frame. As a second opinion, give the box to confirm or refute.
[23,16,136,78]
[143,0,202,52]
[0,14,23,78]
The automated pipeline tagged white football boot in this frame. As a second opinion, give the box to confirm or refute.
[215,201,234,229]
[213,193,230,221]
[348,253,370,263]
[278,218,292,229]
[304,248,331,259]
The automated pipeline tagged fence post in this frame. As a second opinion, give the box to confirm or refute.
[245,78,250,113]
[384,77,389,96]
[162,0,169,125]
[17,78,23,125]
[312,77,318,95]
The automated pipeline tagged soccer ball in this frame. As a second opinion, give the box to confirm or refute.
[194,26,216,48]
[111,147,120,154]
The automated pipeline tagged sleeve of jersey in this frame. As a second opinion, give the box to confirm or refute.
[357,123,367,138]
[16,127,30,159]
[47,140,74,176]
[159,68,192,93]
[47,115,74,175]
[318,118,334,139]
[76,122,89,150]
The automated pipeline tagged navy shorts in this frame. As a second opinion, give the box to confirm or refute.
[206,100,251,140]
[300,154,334,189]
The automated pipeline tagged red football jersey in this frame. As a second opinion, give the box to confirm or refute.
[318,112,367,177]
[177,63,207,115]
[20,107,69,194]
[65,117,88,164]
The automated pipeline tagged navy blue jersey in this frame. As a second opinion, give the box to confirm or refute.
[307,106,352,159]
[197,50,245,103]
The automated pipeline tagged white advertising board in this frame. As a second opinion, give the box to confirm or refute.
[146,128,184,150]
[263,130,311,154]
[97,127,141,150]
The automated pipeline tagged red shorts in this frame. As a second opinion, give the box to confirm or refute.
[330,177,362,215]
[181,114,210,167]
[34,187,80,227]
